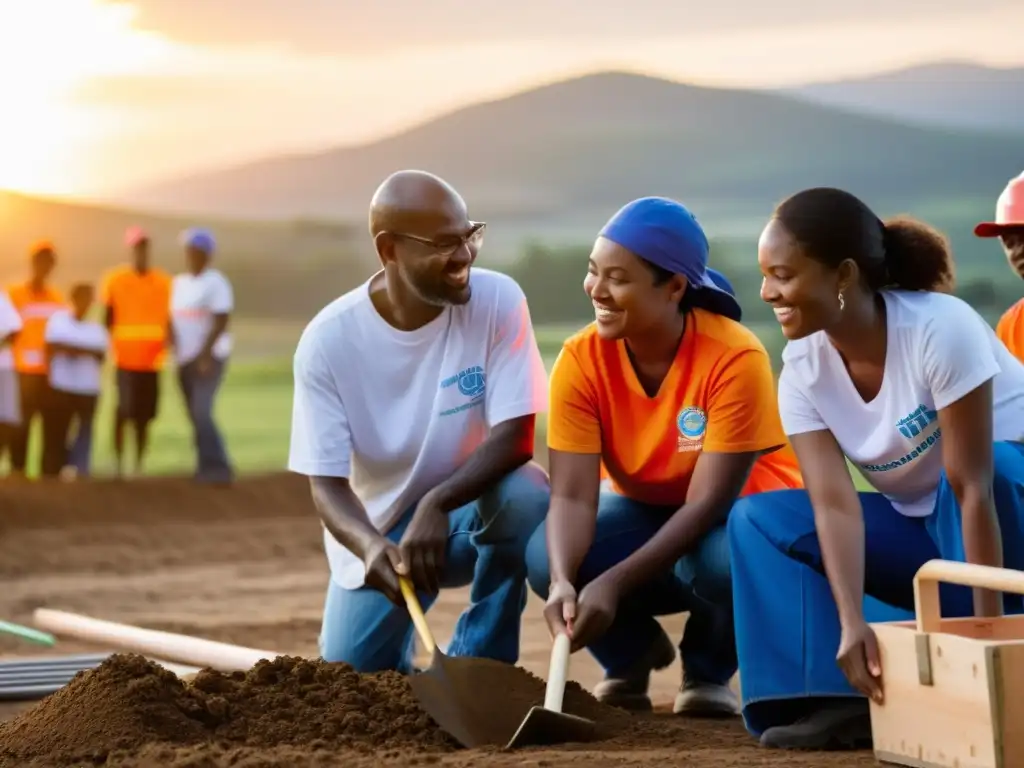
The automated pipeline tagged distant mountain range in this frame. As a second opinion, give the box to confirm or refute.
[121,69,1020,246]
[784,61,1024,134]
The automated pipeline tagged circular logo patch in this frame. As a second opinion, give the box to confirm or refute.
[677,406,707,441]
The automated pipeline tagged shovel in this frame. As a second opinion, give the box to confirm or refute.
[400,575,543,748]
[506,631,598,749]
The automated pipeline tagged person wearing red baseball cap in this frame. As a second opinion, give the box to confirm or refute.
[976,172,1024,360]
[98,226,172,479]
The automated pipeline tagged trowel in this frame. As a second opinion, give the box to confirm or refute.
[505,631,598,749]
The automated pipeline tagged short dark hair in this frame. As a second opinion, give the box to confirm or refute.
[70,282,93,299]
[772,187,955,293]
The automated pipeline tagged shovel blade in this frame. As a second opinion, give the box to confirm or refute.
[408,649,540,749]
[506,706,598,749]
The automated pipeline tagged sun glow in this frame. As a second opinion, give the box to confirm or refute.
[0,0,174,195]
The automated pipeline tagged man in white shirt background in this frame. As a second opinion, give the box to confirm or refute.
[170,228,235,485]
[42,282,109,480]
[288,170,551,673]
[0,288,23,474]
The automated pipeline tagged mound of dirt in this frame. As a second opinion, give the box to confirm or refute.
[0,653,627,766]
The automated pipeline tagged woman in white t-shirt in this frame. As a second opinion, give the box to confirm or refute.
[0,288,23,468]
[728,187,1024,751]
[42,283,109,480]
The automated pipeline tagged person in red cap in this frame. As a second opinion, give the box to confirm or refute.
[98,226,172,478]
[975,172,1024,361]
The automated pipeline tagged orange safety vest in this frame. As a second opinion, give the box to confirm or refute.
[6,282,65,375]
[100,265,172,372]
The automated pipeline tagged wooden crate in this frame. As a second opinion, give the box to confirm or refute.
[869,559,1024,768]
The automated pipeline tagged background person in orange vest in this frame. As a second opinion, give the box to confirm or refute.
[100,226,172,478]
[6,242,64,479]
[975,171,1024,360]
[0,288,23,472]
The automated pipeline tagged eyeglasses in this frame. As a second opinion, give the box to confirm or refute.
[392,221,486,257]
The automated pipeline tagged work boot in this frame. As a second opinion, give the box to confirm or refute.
[592,628,676,711]
[672,677,740,717]
[759,699,871,750]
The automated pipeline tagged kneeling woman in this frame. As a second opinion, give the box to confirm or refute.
[731,187,1024,750]
[526,197,804,715]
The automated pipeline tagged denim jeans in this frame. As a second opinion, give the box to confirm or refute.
[177,357,233,483]
[728,440,1024,736]
[319,461,551,673]
[525,491,736,685]
[41,389,96,477]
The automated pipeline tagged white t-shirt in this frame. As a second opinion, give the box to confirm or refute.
[171,268,233,364]
[779,289,1024,518]
[288,268,549,589]
[45,311,110,395]
[0,290,22,370]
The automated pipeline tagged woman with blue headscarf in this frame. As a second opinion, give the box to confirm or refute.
[525,197,804,715]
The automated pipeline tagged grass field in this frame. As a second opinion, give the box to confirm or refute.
[11,317,870,490]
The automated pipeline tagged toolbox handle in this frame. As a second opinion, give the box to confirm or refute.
[914,559,1024,634]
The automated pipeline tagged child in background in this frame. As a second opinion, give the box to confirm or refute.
[43,283,109,480]
[0,289,23,474]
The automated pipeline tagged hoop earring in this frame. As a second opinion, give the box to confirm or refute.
[838,292,845,311]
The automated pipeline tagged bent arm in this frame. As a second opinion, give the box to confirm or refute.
[791,429,867,627]
[427,415,535,512]
[546,449,601,585]
[308,476,382,562]
[937,380,1002,613]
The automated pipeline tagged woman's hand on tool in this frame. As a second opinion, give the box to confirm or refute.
[543,580,577,639]
[362,536,408,605]
[568,575,620,652]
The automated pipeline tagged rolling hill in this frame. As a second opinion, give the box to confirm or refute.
[785,61,1024,134]
[121,70,1020,244]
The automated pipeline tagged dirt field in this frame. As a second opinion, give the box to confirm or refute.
[0,475,880,767]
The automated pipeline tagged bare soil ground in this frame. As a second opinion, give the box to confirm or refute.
[0,474,880,766]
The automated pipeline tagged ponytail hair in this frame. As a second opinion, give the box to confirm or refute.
[772,187,956,294]
[881,215,955,293]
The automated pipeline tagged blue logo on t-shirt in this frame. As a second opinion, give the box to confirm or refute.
[861,403,941,473]
[677,406,707,440]
[439,365,486,416]
[457,367,486,398]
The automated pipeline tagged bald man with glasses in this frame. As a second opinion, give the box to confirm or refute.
[288,170,551,673]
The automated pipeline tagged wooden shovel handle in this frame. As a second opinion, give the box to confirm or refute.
[399,576,436,654]
[914,559,1024,633]
[543,632,572,712]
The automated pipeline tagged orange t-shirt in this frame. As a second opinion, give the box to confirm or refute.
[995,299,1024,364]
[547,309,804,507]
[100,265,172,371]
[6,282,66,375]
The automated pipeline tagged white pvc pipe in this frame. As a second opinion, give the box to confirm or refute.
[33,608,279,673]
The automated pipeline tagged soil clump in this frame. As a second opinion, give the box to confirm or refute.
[0,653,626,766]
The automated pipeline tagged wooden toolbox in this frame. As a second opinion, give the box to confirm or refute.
[869,559,1024,768]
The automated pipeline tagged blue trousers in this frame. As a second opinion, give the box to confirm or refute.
[729,440,1024,736]
[320,461,550,673]
[525,491,735,684]
[177,357,233,483]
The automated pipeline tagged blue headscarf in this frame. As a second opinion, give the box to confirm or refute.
[598,197,742,321]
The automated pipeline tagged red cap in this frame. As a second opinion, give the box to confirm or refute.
[975,172,1024,237]
[124,225,148,247]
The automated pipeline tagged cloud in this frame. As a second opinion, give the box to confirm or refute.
[114,0,1016,53]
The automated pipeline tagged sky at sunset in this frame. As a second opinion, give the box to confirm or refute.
[1,0,1022,198]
